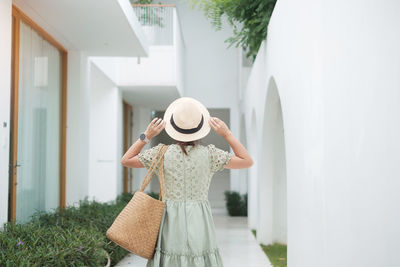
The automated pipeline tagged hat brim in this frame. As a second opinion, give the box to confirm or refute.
[164,97,211,142]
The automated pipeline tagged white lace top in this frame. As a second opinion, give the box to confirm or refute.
[138,143,234,201]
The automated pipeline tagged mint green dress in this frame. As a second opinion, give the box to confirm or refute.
[137,143,234,267]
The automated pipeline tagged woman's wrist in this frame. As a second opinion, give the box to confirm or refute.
[144,131,153,140]
[223,130,233,139]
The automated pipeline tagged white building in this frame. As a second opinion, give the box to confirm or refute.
[2,0,400,266]
[245,0,400,266]
[0,0,243,226]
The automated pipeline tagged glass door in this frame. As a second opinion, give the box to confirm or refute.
[14,20,62,223]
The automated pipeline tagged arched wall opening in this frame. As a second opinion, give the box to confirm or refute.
[258,77,287,245]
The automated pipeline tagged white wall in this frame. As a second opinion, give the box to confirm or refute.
[245,0,400,266]
[131,105,154,191]
[62,54,126,208]
[65,52,89,206]
[237,113,248,196]
[117,47,177,87]
[161,0,242,193]
[88,63,123,203]
[0,0,12,227]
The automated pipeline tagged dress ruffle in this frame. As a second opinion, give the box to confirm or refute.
[146,199,224,267]
[147,247,224,267]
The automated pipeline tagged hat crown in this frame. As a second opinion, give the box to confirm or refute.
[173,102,202,129]
[164,96,211,142]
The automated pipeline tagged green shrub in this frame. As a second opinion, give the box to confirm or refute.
[0,192,136,266]
[0,220,106,266]
[147,191,160,200]
[224,190,247,216]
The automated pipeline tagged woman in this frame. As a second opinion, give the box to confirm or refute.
[121,97,253,267]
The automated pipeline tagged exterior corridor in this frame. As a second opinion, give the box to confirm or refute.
[116,214,272,267]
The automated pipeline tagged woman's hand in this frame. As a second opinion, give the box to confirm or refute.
[144,117,166,140]
[209,117,231,138]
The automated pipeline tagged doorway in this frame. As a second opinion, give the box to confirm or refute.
[123,101,134,193]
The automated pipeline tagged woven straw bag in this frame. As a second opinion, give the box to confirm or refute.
[106,144,169,259]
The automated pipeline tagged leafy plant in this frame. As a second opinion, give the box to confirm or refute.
[224,190,247,216]
[187,0,277,61]
[0,221,107,266]
[0,193,135,266]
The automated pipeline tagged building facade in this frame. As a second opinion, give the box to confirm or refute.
[0,0,242,226]
[244,0,400,266]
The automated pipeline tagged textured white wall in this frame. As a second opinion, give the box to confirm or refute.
[0,0,12,227]
[244,0,400,266]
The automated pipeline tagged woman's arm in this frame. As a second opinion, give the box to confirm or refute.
[223,130,254,169]
[209,117,254,169]
[121,117,166,168]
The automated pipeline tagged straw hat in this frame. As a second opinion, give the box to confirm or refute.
[164,97,211,142]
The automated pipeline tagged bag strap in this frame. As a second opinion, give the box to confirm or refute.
[139,144,166,191]
[138,144,169,201]
[142,144,164,177]
[158,146,167,201]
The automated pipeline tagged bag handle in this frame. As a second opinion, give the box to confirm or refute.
[141,144,165,178]
[138,144,169,201]
[139,144,166,191]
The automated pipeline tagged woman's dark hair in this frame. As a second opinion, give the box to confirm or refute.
[176,140,198,156]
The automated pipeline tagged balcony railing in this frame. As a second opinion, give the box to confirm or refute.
[132,4,182,46]
[130,4,185,95]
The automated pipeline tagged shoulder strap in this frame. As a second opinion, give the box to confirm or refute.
[138,145,169,198]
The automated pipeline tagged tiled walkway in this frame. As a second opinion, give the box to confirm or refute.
[115,214,272,267]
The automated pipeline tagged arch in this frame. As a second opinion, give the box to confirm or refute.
[257,76,288,245]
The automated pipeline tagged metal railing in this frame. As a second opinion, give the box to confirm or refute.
[132,4,177,46]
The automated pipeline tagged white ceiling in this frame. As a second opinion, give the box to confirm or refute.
[13,0,148,56]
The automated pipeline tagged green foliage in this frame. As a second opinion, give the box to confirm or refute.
[251,228,257,237]
[131,0,166,27]
[147,191,160,200]
[0,192,135,266]
[251,228,287,266]
[0,222,106,266]
[187,0,277,61]
[132,0,154,4]
[224,190,247,216]
[261,242,287,267]
[251,226,287,266]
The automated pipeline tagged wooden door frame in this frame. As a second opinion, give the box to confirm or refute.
[122,101,134,193]
[9,5,68,223]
